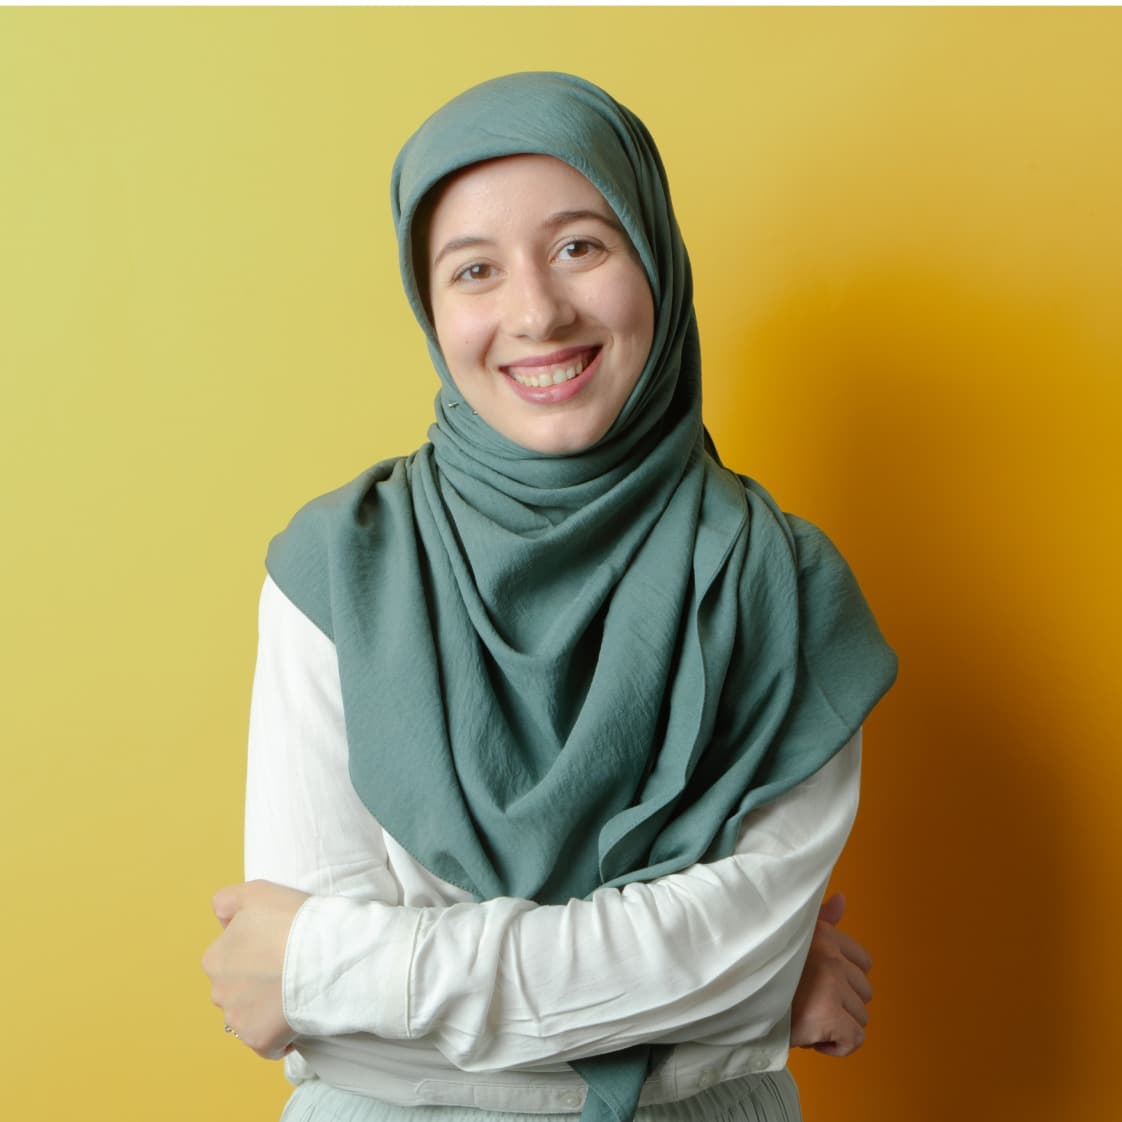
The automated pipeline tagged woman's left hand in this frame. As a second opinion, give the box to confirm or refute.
[789,892,873,1057]
[202,879,310,1059]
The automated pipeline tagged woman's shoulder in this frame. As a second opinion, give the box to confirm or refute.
[714,462,844,570]
[724,466,898,733]
[263,452,418,639]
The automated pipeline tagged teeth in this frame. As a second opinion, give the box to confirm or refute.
[508,353,591,388]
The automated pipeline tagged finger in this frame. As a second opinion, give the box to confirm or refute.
[843,958,873,1004]
[832,927,873,973]
[814,1010,866,1056]
[818,892,846,926]
[201,939,220,981]
[212,883,247,927]
[814,1019,865,1057]
[841,985,869,1029]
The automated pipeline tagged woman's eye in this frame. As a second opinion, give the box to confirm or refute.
[557,240,598,262]
[454,263,494,283]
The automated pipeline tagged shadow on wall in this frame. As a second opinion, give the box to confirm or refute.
[716,260,1106,1118]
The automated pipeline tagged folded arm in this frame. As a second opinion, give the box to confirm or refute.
[207,577,865,1069]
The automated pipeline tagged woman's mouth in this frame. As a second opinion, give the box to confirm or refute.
[500,346,602,403]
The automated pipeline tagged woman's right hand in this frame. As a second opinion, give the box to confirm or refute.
[789,893,873,1056]
[202,880,309,1060]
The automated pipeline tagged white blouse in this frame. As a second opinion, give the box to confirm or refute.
[246,575,862,1110]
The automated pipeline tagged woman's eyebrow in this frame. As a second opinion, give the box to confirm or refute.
[542,209,625,234]
[432,236,495,269]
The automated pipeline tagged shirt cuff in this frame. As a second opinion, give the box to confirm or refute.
[283,895,422,1040]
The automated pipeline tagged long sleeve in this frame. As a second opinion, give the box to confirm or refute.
[247,576,861,1075]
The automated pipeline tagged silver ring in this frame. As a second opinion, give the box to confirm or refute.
[224,1024,239,1038]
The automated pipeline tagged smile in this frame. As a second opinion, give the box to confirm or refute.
[501,346,600,387]
[507,353,593,388]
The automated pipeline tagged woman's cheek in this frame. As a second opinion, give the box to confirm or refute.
[435,303,488,373]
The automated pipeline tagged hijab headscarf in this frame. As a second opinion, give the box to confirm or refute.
[267,72,897,1122]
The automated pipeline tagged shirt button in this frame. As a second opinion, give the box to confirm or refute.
[749,1053,769,1072]
[561,1092,583,1109]
[698,1068,718,1090]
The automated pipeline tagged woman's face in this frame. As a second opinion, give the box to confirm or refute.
[425,155,655,455]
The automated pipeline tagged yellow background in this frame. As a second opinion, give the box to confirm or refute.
[2,8,1119,1120]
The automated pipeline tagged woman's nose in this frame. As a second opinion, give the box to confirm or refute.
[503,264,576,341]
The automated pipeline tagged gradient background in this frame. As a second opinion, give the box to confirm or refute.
[2,8,1119,1120]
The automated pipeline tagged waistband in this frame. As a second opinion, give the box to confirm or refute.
[280,1069,801,1122]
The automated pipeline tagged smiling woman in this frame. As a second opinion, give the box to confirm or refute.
[202,72,896,1122]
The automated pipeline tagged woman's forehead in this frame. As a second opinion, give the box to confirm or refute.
[426,155,621,240]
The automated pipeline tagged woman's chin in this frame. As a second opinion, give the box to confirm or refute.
[502,417,613,456]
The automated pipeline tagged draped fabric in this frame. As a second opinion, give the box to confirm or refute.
[267,72,896,1122]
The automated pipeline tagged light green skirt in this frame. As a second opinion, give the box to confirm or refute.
[280,1073,801,1122]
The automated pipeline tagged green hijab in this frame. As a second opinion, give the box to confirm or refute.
[268,72,896,1122]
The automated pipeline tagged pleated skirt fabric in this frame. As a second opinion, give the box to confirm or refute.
[279,1074,801,1122]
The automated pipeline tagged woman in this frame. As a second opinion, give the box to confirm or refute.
[203,72,896,1122]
